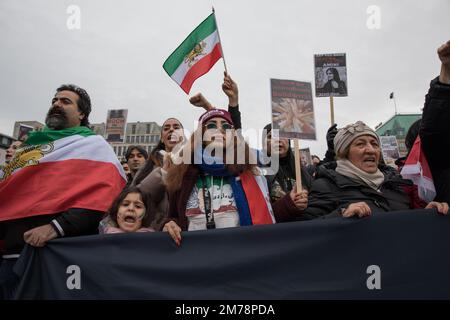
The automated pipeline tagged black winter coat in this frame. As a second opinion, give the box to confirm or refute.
[420,77,450,203]
[0,208,103,256]
[298,166,413,220]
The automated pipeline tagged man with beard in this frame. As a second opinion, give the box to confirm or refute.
[0,84,126,299]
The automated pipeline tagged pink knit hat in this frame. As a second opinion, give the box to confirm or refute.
[198,108,234,127]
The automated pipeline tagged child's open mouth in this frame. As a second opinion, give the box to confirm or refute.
[124,215,137,223]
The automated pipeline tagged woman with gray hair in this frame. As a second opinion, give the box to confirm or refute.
[298,121,448,220]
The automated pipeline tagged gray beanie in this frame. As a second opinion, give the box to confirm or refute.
[333,121,379,157]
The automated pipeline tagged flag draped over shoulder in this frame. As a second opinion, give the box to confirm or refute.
[400,136,436,202]
[163,13,223,94]
[0,126,127,222]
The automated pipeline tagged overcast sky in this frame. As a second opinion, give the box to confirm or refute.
[1,0,449,156]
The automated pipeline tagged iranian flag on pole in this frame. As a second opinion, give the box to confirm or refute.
[163,13,223,94]
[0,126,126,222]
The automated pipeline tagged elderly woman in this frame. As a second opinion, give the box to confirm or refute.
[299,121,448,219]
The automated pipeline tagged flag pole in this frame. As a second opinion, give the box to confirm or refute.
[212,7,228,74]
[329,96,335,125]
[393,96,398,115]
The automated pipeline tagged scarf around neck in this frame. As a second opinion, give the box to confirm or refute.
[336,159,385,191]
[25,126,95,146]
[194,146,273,226]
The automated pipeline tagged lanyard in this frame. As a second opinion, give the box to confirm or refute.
[201,174,215,229]
[200,174,225,230]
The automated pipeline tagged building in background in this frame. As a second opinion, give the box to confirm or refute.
[90,121,161,161]
[11,117,161,161]
[0,133,16,164]
[90,123,106,136]
[375,113,421,157]
[13,121,44,141]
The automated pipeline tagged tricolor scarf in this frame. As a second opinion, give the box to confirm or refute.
[0,126,126,222]
[195,147,274,226]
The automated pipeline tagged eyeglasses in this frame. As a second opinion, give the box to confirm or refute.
[343,121,367,134]
[205,122,233,130]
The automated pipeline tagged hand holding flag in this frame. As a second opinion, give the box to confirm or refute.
[222,72,239,107]
[163,12,225,94]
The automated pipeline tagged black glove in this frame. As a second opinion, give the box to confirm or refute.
[326,123,338,151]
[323,124,338,163]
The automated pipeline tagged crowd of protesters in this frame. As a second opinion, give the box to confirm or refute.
[1,40,450,298]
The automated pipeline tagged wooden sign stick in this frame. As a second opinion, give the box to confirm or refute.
[330,96,335,125]
[293,139,303,192]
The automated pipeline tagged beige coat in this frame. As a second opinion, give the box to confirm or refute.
[138,167,169,231]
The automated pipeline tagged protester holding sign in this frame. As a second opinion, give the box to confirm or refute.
[301,121,448,220]
[261,124,312,222]
[162,109,276,245]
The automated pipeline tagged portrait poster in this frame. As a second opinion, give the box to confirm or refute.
[314,53,348,97]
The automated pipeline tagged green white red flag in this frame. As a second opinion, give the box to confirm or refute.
[163,13,223,94]
[0,126,126,222]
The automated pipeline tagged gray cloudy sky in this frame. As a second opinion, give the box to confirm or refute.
[1,0,449,156]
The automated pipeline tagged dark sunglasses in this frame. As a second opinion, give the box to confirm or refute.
[205,122,233,130]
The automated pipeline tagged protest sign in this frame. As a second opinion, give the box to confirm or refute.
[106,109,128,142]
